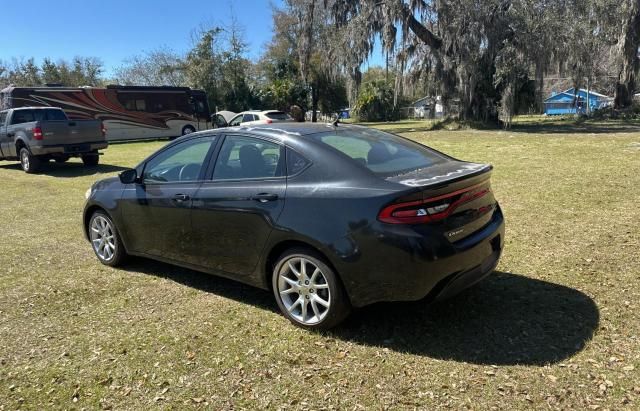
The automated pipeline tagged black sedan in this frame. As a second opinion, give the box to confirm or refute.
[83,123,504,329]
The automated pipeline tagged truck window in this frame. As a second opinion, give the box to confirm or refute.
[32,109,67,122]
[11,110,35,125]
[45,109,67,121]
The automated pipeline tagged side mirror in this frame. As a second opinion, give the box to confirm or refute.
[119,168,139,184]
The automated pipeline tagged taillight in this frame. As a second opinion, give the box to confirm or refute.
[101,122,107,137]
[33,127,43,140]
[378,180,491,224]
[265,119,273,124]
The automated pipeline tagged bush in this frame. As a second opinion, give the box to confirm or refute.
[353,80,398,122]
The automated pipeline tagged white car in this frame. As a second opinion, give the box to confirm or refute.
[225,110,293,127]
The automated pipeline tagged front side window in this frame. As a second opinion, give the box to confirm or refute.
[213,135,283,180]
[142,136,215,183]
[311,128,448,177]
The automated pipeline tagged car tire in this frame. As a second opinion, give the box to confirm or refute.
[272,248,351,330]
[88,211,127,267]
[182,125,196,135]
[19,147,41,173]
[82,153,99,167]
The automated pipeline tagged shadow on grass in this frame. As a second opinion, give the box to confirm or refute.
[0,162,128,177]
[124,259,599,366]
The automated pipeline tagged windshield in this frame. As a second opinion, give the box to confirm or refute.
[311,128,448,177]
[265,111,291,120]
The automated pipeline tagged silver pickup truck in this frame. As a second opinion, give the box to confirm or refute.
[0,107,107,173]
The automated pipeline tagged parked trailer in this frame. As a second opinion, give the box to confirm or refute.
[0,85,211,141]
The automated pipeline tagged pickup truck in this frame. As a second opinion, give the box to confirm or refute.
[0,107,107,173]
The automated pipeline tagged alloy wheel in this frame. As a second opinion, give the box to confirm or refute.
[90,215,116,262]
[277,257,331,325]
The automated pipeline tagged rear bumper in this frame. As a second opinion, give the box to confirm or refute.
[30,141,108,156]
[339,206,505,307]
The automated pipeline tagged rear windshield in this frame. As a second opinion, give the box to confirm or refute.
[35,109,67,121]
[265,111,291,120]
[311,128,448,177]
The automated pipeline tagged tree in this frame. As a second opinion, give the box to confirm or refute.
[614,0,640,108]
[115,48,186,87]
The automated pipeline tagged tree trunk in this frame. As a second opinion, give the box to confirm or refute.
[311,85,319,122]
[614,0,640,109]
[535,60,545,113]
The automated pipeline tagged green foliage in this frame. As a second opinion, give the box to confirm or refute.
[0,57,104,88]
[353,79,396,122]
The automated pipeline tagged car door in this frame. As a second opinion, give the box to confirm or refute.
[119,135,218,261]
[187,134,287,281]
[228,114,243,127]
[212,114,228,128]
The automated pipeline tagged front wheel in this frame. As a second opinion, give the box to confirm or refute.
[88,211,127,267]
[82,153,99,167]
[19,147,41,173]
[272,248,351,330]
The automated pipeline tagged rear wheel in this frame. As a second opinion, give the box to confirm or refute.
[82,153,99,167]
[272,248,351,330]
[88,211,127,267]
[19,147,41,173]
[182,125,196,135]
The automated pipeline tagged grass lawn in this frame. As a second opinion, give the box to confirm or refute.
[1,120,639,409]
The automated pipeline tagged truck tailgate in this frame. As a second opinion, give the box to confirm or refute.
[40,120,104,145]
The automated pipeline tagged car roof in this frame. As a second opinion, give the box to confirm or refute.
[185,122,362,143]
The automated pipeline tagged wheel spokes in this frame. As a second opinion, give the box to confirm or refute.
[278,257,331,325]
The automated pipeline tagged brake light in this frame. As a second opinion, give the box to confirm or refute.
[265,119,273,124]
[378,180,491,224]
[101,122,107,137]
[33,126,43,140]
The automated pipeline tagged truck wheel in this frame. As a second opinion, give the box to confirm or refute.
[19,148,41,173]
[82,154,99,167]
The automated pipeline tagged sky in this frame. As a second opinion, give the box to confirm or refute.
[0,0,383,78]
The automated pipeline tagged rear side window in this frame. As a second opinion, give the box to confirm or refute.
[312,128,447,177]
[286,148,310,175]
[213,135,284,180]
[265,111,291,120]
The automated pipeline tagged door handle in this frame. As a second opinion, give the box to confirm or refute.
[252,193,278,203]
[173,193,190,202]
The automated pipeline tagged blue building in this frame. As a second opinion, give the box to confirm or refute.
[544,88,612,115]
